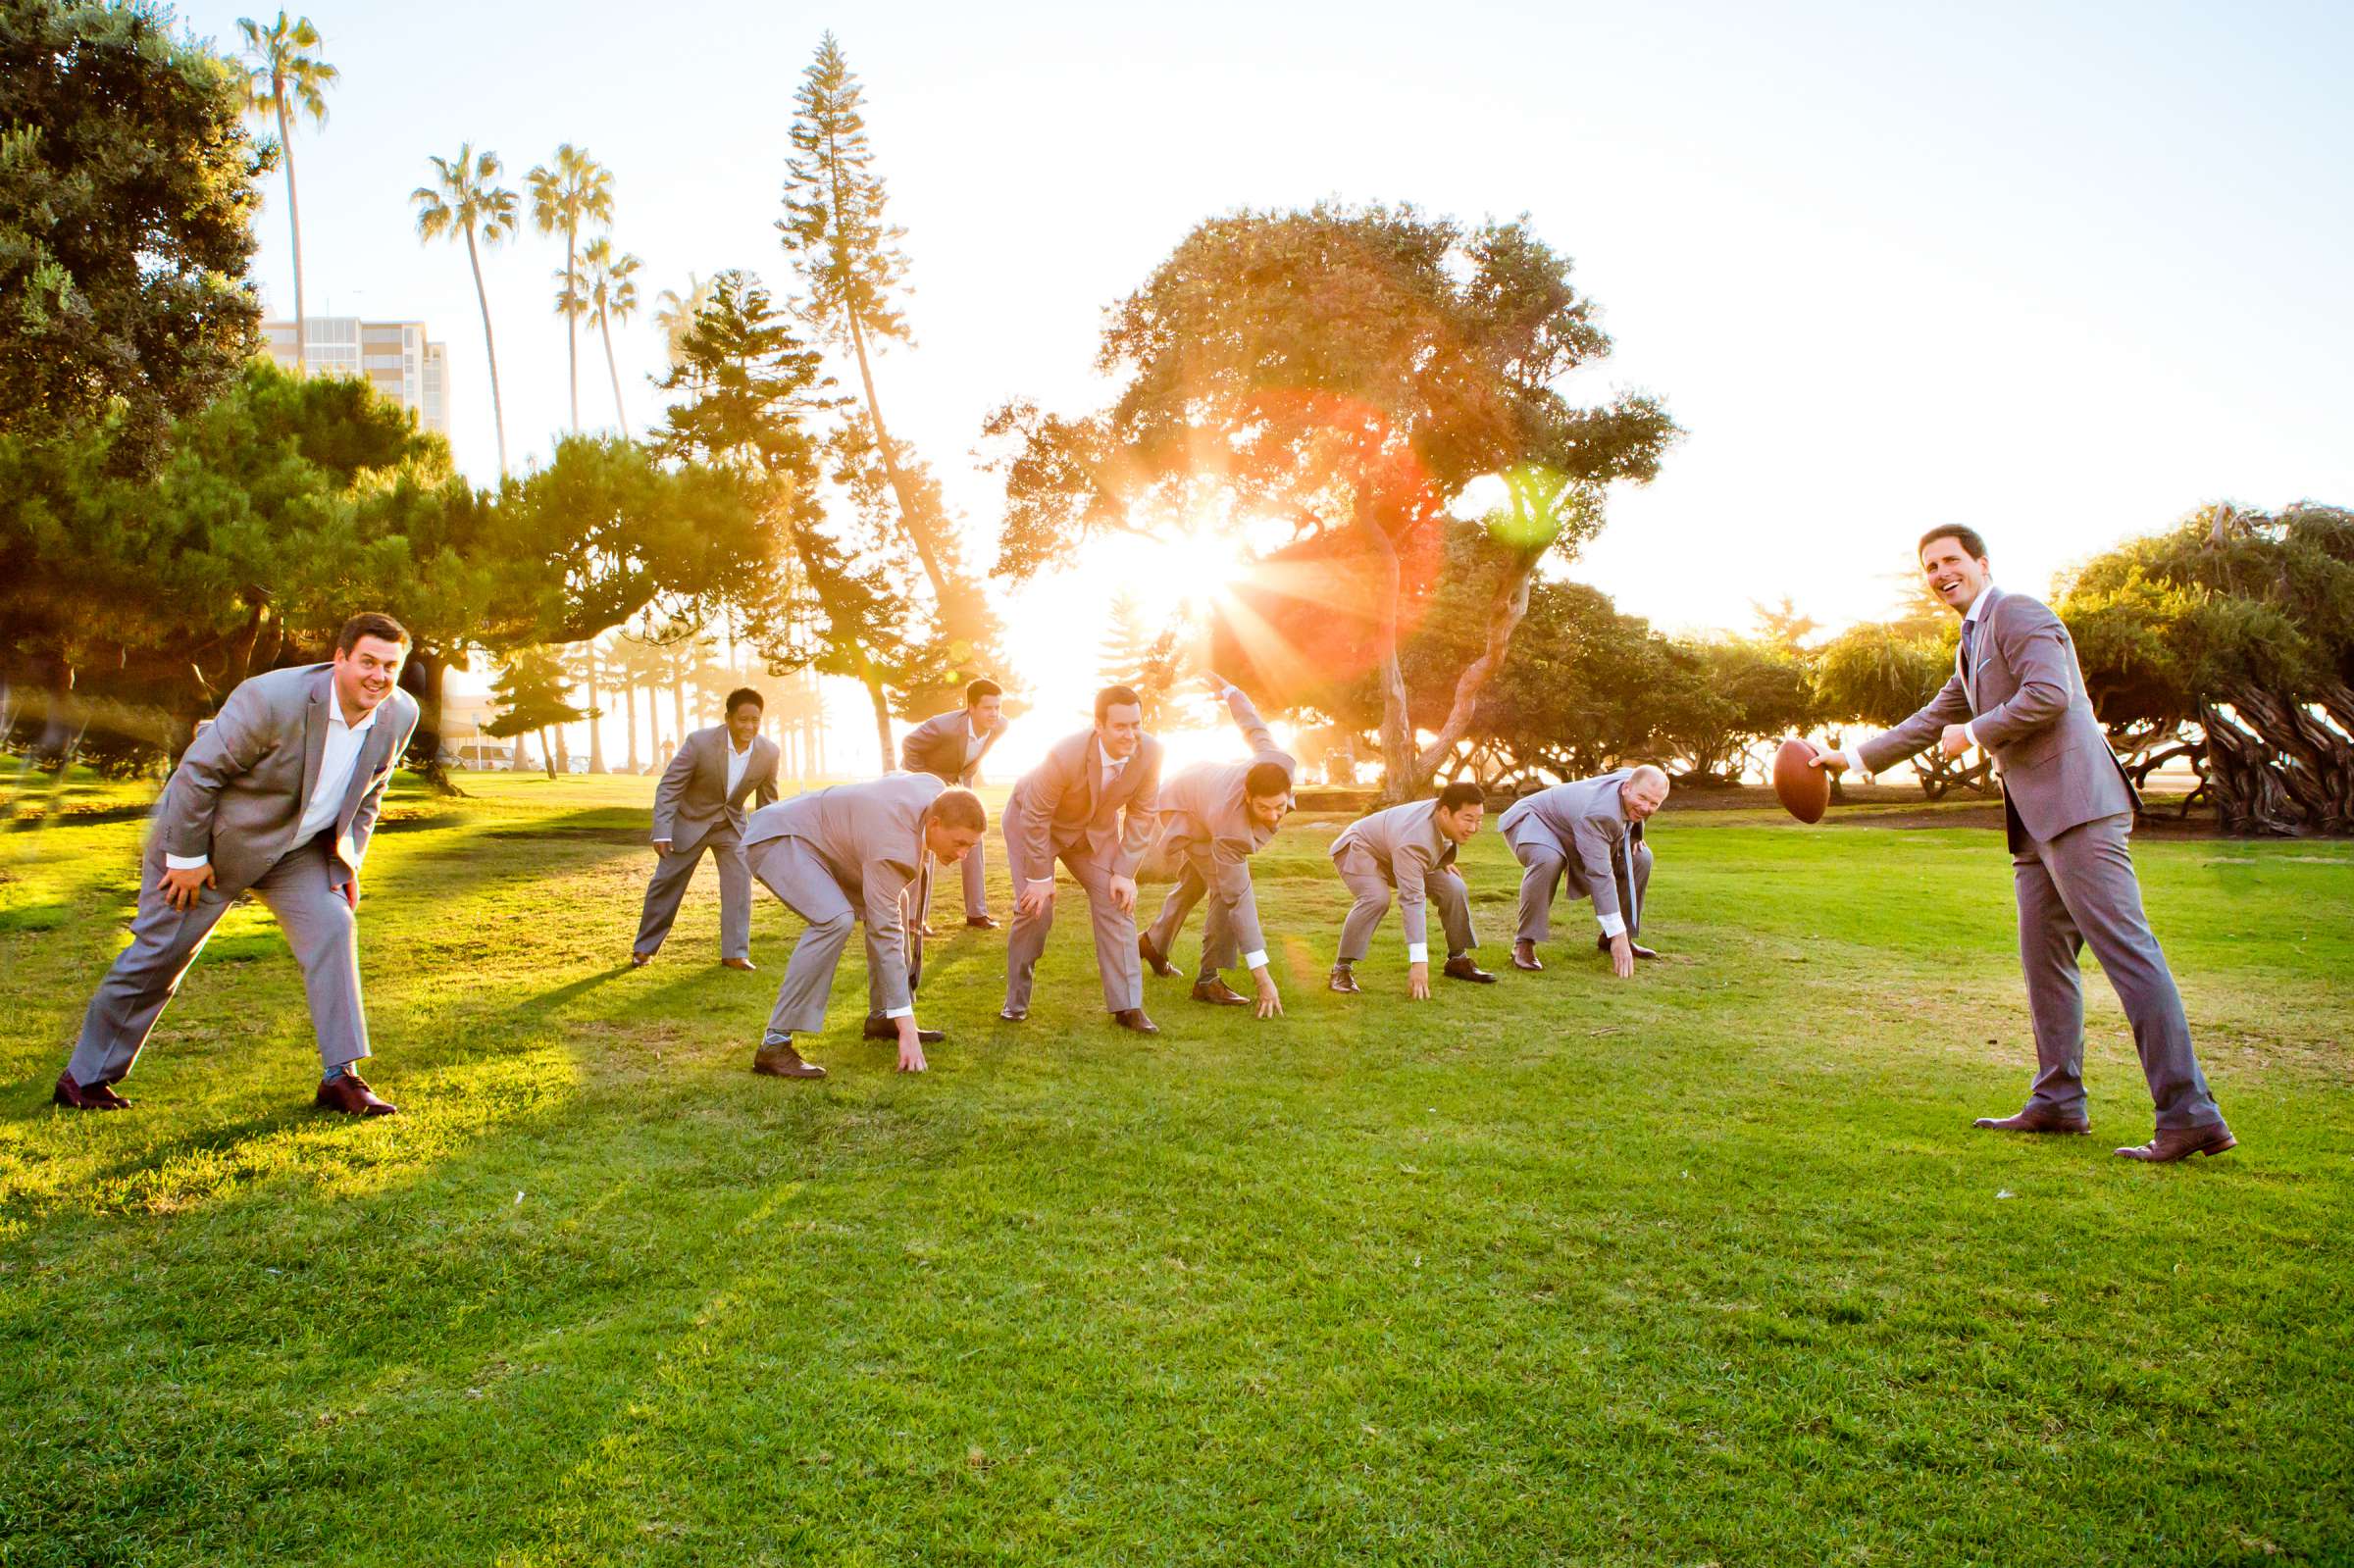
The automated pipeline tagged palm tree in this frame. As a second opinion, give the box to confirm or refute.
[581,237,642,438]
[412,145,519,476]
[652,273,714,372]
[527,145,614,434]
[236,12,336,373]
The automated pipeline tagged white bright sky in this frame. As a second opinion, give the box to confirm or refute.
[181,0,2354,777]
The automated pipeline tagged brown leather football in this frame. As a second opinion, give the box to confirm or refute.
[1772,737,1830,824]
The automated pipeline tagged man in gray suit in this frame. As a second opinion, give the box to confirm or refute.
[631,687,780,971]
[54,613,420,1116]
[741,775,986,1080]
[1000,684,1164,1033]
[1328,782,1496,996]
[898,677,1006,933]
[1814,525,2233,1162]
[1137,675,1296,1019]
[1501,765,1670,977]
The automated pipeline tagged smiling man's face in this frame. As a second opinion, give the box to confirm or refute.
[333,635,406,718]
[1920,534,1992,614]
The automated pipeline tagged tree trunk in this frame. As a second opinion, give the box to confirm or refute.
[673,676,688,748]
[600,313,630,439]
[2201,701,2300,836]
[465,225,510,477]
[860,660,894,770]
[536,727,554,780]
[1411,546,1540,784]
[844,310,953,607]
[277,93,305,380]
[1358,510,1416,804]
[623,679,640,773]
[398,647,465,796]
[585,644,606,773]
[566,228,580,433]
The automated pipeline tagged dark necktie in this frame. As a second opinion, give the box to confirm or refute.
[1960,621,1976,686]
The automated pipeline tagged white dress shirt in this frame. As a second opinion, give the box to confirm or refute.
[1842,583,1990,778]
[725,736,755,798]
[167,697,379,870]
[1023,740,1131,897]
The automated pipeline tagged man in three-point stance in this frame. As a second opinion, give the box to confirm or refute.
[55,613,420,1116]
[1500,765,1670,977]
[1327,782,1496,997]
[741,775,986,1081]
[1137,675,1296,1019]
[632,686,779,971]
[1813,525,2234,1162]
[899,677,1008,934]
[1000,684,1164,1033]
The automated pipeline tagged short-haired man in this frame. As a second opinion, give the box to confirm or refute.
[1137,674,1297,1019]
[54,613,421,1115]
[1813,526,2233,1162]
[898,678,1007,933]
[741,777,986,1080]
[1327,782,1496,997]
[1501,764,1671,978]
[632,687,779,971]
[1001,684,1164,1032]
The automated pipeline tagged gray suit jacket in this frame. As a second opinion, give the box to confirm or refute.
[900,709,1001,785]
[153,663,420,896]
[1499,770,1639,926]
[1329,798,1461,949]
[1858,585,2134,849]
[743,772,944,1013]
[1006,728,1164,884]
[1151,689,1297,957]
[653,725,781,855]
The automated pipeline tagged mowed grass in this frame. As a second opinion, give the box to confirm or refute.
[2,771,2350,1566]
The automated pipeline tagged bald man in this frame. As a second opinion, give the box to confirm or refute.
[1499,765,1669,977]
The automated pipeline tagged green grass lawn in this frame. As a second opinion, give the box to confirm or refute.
[3,772,2350,1566]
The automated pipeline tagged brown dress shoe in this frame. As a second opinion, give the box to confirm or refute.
[1443,955,1497,984]
[1973,1106,2092,1135]
[1510,940,1543,972]
[1138,933,1179,978]
[966,915,1000,931]
[1328,965,1362,994]
[721,957,757,972]
[2116,1122,2236,1162]
[53,1072,130,1111]
[752,1041,827,1079]
[863,1015,946,1043]
[316,1072,398,1116]
[630,950,654,968]
[1111,1008,1160,1035]
[1191,978,1250,1006]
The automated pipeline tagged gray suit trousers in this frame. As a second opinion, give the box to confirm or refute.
[1334,845,1476,964]
[1144,849,1237,979]
[1004,848,1145,1013]
[748,837,901,1037]
[634,825,751,961]
[70,835,368,1084]
[1505,819,1649,943]
[2013,811,2220,1130]
[917,836,988,925]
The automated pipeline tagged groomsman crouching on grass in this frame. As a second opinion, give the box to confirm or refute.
[741,775,986,1081]
[1500,765,1669,978]
[898,677,1008,936]
[1327,782,1496,997]
[632,686,780,972]
[1137,673,1296,1019]
[54,613,420,1116]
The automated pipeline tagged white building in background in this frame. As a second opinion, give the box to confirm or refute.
[260,317,450,436]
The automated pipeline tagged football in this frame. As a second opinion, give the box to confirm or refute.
[1772,737,1831,824]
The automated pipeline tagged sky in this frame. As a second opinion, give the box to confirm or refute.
[181,0,2354,774]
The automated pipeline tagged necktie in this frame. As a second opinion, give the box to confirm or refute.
[1622,821,1643,936]
[1960,621,1976,687]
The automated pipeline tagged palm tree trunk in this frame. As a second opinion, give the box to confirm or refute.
[464,225,510,477]
[599,313,630,439]
[566,228,580,433]
[276,93,305,379]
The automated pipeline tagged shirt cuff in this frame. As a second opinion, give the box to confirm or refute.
[1407,941,1429,964]
[1963,721,1981,748]
[1242,949,1269,972]
[164,853,210,871]
[883,1005,914,1020]
[1842,747,1871,779]
[1597,912,1627,938]
[1025,878,1054,894]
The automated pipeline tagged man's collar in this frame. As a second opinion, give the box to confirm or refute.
[1096,738,1123,772]
[727,734,753,756]
[1963,582,1997,624]
[330,698,380,734]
